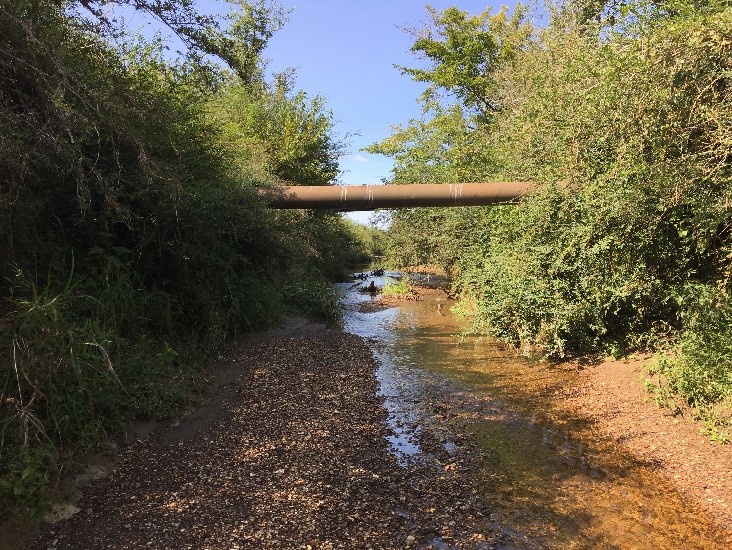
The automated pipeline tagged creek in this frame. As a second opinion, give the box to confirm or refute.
[336,270,720,549]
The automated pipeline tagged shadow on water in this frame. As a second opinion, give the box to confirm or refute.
[336,271,722,549]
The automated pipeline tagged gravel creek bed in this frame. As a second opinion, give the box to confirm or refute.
[34,329,500,549]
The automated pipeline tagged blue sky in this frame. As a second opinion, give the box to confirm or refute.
[111,1,523,223]
[262,1,516,187]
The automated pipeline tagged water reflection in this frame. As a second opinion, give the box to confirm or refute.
[337,271,722,549]
[338,273,426,463]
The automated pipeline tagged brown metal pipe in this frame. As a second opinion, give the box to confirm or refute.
[258,182,534,210]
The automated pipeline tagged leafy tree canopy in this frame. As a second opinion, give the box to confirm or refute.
[70,0,288,85]
[398,4,532,118]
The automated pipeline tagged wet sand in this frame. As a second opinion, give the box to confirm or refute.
[564,356,732,545]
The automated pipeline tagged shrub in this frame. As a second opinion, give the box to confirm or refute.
[382,279,413,297]
[0,0,357,514]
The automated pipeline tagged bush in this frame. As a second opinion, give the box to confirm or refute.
[648,285,732,442]
[0,0,358,514]
[281,281,340,319]
[381,279,413,297]
[374,2,732,434]
[377,4,732,356]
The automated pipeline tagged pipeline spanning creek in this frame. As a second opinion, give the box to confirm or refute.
[336,270,721,549]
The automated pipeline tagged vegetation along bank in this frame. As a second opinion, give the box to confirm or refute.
[0,0,373,518]
[3,0,732,539]
[371,0,732,442]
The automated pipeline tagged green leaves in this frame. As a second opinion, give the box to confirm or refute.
[73,0,288,85]
[378,2,732,369]
[399,4,532,117]
[209,78,342,187]
[0,0,359,514]
[369,4,533,273]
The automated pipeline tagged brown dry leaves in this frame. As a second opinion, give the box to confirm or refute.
[36,332,498,549]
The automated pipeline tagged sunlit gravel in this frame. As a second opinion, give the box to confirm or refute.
[36,331,498,549]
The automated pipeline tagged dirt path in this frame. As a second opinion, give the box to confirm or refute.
[32,321,498,549]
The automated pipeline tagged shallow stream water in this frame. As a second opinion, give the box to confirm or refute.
[337,270,721,550]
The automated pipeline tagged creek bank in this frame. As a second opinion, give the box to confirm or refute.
[398,271,732,542]
[360,274,730,547]
[562,355,732,544]
[19,274,732,548]
[31,318,502,549]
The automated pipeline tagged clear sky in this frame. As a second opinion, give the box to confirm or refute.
[262,1,516,187]
[112,1,522,223]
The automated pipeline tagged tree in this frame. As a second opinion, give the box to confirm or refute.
[1,0,359,515]
[366,5,531,269]
[72,0,288,85]
[398,4,532,119]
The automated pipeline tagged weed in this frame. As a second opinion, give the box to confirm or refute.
[382,279,413,297]
[282,281,340,320]
[0,445,51,518]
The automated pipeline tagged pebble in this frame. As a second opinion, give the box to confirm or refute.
[32,333,500,548]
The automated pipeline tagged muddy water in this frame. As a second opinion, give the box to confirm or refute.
[337,271,721,550]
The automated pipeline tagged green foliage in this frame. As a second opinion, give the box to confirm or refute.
[281,281,340,319]
[0,0,357,514]
[376,2,732,430]
[399,4,532,116]
[0,446,50,517]
[647,285,732,439]
[209,76,342,186]
[382,279,413,297]
[472,7,732,356]
[70,0,289,85]
[222,1,291,85]
[367,4,533,272]
[365,104,497,184]
[341,219,387,261]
